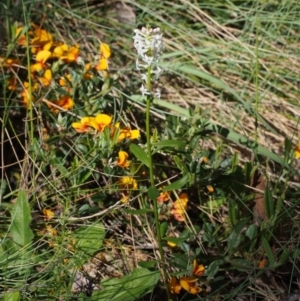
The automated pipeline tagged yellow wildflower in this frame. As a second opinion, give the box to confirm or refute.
[72,117,98,133]
[53,44,79,62]
[31,50,52,72]
[179,276,201,295]
[31,25,53,52]
[42,208,55,220]
[94,113,112,131]
[117,151,131,168]
[96,43,111,71]
[118,176,138,190]
[295,143,300,159]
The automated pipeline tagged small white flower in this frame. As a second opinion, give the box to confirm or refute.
[154,88,161,99]
[140,84,151,96]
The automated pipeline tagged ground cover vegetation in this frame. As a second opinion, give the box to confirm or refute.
[1,0,300,300]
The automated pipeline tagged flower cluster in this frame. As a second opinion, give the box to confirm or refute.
[157,191,189,222]
[133,26,163,97]
[1,23,111,110]
[169,259,205,295]
[71,113,140,142]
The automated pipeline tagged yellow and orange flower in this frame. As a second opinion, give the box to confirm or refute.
[42,208,55,220]
[31,25,53,52]
[72,117,97,133]
[170,193,188,222]
[117,151,131,168]
[114,123,140,142]
[31,49,52,72]
[179,276,201,295]
[38,68,52,87]
[169,277,181,294]
[94,113,112,131]
[20,81,38,107]
[53,44,79,62]
[157,191,170,203]
[192,259,205,277]
[48,96,74,113]
[96,43,111,71]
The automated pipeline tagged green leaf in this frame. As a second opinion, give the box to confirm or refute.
[0,179,7,197]
[10,190,34,246]
[153,139,185,149]
[261,235,275,266]
[227,231,243,253]
[91,268,160,301]
[123,208,153,215]
[245,224,258,250]
[129,144,149,167]
[206,260,223,278]
[229,258,253,272]
[3,291,20,301]
[264,186,274,219]
[148,186,159,200]
[138,260,157,268]
[162,174,189,191]
[159,221,168,237]
[74,222,105,257]
[228,199,238,227]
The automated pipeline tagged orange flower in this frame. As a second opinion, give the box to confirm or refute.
[7,77,17,91]
[157,191,170,203]
[170,193,188,222]
[179,276,201,295]
[0,57,19,69]
[169,277,181,294]
[48,96,74,113]
[117,151,131,168]
[206,185,214,193]
[192,259,205,277]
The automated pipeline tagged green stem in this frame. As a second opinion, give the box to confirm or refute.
[145,67,171,299]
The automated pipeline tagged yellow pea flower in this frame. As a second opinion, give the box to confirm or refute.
[169,277,181,294]
[118,176,138,190]
[117,151,131,168]
[179,276,201,295]
[192,259,205,277]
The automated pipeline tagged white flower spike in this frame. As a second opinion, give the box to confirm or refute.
[133,26,163,99]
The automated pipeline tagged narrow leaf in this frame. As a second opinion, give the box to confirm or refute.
[162,174,189,191]
[261,235,275,266]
